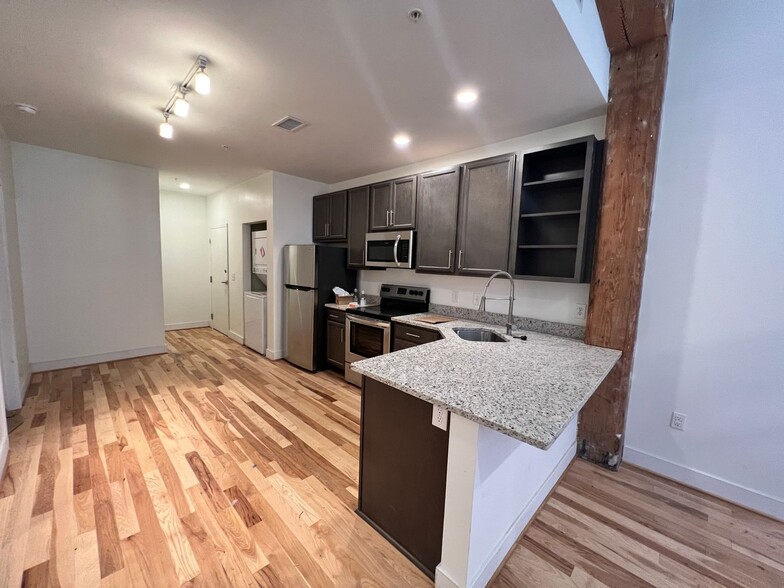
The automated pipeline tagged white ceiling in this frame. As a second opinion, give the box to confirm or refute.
[0,1,607,195]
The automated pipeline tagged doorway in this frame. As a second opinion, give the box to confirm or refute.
[209,226,229,336]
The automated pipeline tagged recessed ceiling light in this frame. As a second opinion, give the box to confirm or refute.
[14,103,38,115]
[456,88,479,106]
[179,182,191,190]
[393,133,411,147]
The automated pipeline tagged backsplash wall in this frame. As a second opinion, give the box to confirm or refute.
[358,268,589,327]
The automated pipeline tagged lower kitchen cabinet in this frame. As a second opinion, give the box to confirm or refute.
[392,323,442,351]
[358,377,449,577]
[325,309,345,371]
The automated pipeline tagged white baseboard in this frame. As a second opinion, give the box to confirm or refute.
[165,321,209,331]
[228,330,244,345]
[435,566,460,588]
[470,442,576,588]
[265,348,284,360]
[30,345,168,373]
[625,446,784,521]
[0,434,8,484]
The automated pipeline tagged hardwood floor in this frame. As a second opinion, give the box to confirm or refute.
[1,327,430,587]
[493,459,784,587]
[4,327,783,587]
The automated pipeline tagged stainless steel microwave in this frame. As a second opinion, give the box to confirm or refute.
[365,230,415,268]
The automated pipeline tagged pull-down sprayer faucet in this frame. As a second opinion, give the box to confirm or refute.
[478,271,515,335]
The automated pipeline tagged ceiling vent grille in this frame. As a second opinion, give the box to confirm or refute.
[273,116,308,132]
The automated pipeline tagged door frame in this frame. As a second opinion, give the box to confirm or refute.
[209,224,230,336]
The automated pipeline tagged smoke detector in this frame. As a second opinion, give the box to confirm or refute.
[14,103,38,115]
[273,116,308,132]
[408,8,423,22]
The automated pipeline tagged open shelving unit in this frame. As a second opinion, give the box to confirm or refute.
[508,136,604,282]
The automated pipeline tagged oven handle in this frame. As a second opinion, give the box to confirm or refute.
[393,235,401,267]
[346,314,391,330]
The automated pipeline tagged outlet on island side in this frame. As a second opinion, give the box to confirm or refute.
[432,405,448,431]
[670,411,686,431]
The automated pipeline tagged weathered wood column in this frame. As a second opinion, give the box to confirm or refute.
[578,0,674,468]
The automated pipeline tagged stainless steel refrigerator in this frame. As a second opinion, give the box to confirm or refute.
[283,244,356,371]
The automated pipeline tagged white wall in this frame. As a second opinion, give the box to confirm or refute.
[207,172,273,345]
[0,126,29,410]
[325,117,606,327]
[625,1,784,520]
[13,143,165,371]
[159,191,210,330]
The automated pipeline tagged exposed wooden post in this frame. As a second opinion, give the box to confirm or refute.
[578,0,674,468]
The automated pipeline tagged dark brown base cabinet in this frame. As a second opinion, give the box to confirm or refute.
[392,323,442,351]
[358,377,449,578]
[325,309,345,372]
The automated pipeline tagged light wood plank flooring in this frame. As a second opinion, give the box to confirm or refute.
[493,459,784,587]
[3,327,783,587]
[1,328,430,587]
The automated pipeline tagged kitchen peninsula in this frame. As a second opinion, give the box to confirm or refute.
[352,316,621,587]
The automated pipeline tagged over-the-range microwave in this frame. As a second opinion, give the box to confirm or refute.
[365,230,414,269]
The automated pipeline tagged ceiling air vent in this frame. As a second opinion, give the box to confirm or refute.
[272,116,308,132]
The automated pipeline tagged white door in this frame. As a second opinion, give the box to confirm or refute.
[209,226,229,335]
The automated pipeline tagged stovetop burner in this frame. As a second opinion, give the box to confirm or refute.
[345,283,430,322]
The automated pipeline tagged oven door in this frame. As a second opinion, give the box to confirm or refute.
[365,230,414,268]
[345,315,391,363]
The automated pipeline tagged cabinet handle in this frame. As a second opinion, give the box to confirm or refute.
[458,250,463,270]
[405,332,421,338]
[389,209,394,226]
[362,247,365,265]
[324,223,328,236]
[386,210,391,226]
[340,329,344,343]
[448,249,453,269]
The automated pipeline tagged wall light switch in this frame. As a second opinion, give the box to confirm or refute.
[231,273,236,281]
[432,405,448,431]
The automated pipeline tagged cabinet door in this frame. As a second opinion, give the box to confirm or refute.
[416,167,460,274]
[347,186,370,268]
[369,182,392,231]
[390,176,417,229]
[457,154,516,276]
[313,194,331,241]
[326,319,345,369]
[328,191,348,241]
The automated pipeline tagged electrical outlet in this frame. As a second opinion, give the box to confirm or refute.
[472,292,482,306]
[231,272,236,281]
[432,405,448,431]
[451,290,459,303]
[575,303,587,320]
[670,411,686,431]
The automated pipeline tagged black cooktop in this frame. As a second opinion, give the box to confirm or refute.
[345,283,430,322]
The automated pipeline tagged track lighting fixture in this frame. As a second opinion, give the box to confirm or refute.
[158,55,210,138]
[159,113,173,139]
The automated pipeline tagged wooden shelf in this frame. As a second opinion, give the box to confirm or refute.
[522,170,584,187]
[518,244,578,249]
[520,210,581,219]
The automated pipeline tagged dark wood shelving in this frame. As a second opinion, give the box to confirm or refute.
[520,210,581,218]
[518,244,578,249]
[508,136,604,282]
[522,171,584,187]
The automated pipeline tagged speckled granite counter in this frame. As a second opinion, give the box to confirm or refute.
[351,313,621,449]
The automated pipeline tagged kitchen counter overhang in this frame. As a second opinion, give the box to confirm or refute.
[351,314,621,449]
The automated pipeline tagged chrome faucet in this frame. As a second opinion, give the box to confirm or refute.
[478,271,516,335]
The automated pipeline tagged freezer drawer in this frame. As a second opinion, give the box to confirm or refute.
[285,287,316,370]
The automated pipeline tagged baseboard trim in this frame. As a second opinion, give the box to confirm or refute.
[31,345,168,373]
[434,566,460,588]
[18,367,32,407]
[470,441,576,588]
[165,321,209,331]
[265,348,284,360]
[0,434,8,488]
[228,330,244,345]
[624,446,784,521]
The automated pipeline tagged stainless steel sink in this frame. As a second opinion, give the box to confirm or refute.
[452,328,507,342]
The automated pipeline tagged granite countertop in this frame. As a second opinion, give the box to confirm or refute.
[351,313,621,449]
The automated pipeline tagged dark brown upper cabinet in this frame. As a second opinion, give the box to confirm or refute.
[369,176,417,231]
[312,191,347,242]
[347,186,370,268]
[455,154,516,277]
[508,136,604,282]
[416,167,461,274]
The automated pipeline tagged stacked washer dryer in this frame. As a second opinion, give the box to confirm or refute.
[244,230,268,355]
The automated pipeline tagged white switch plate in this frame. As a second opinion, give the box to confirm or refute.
[575,303,587,320]
[670,411,686,431]
[451,290,459,303]
[432,405,448,431]
[472,292,482,306]
[231,272,236,281]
